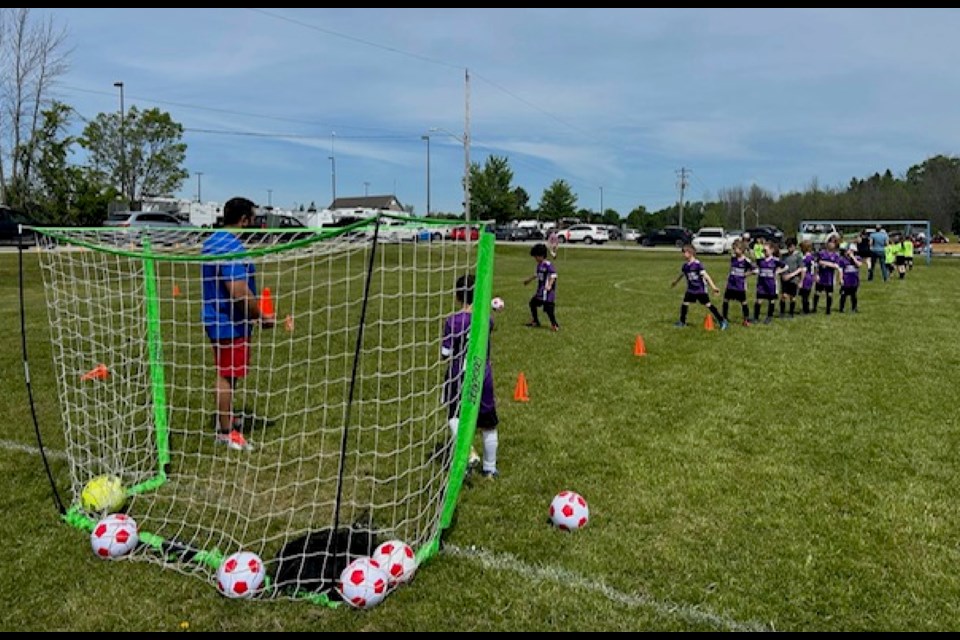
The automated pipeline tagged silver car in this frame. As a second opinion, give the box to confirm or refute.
[103,211,198,247]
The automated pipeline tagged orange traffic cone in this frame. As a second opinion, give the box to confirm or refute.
[284,314,295,333]
[513,372,530,402]
[704,315,715,331]
[172,283,181,298]
[81,363,109,381]
[259,287,275,317]
[633,335,647,357]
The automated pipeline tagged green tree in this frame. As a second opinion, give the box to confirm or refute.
[538,180,578,221]
[700,202,725,228]
[512,186,530,219]
[81,106,189,203]
[626,204,649,230]
[8,101,115,224]
[469,155,518,224]
[602,208,621,226]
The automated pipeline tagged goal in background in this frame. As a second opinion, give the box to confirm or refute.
[20,216,494,604]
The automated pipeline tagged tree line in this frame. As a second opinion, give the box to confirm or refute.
[4,9,959,234]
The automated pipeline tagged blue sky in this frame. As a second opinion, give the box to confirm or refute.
[44,8,960,216]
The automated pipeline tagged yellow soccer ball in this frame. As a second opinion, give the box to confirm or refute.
[81,475,127,513]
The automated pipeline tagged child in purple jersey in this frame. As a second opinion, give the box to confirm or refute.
[671,244,727,329]
[753,241,785,324]
[798,241,816,314]
[837,244,863,313]
[812,240,841,315]
[441,274,500,479]
[722,240,755,326]
[778,237,805,319]
[523,243,559,331]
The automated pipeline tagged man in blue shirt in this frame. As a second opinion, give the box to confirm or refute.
[868,224,889,282]
[202,197,274,450]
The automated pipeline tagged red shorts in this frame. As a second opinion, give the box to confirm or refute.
[211,337,250,378]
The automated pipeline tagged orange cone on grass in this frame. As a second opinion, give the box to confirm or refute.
[259,287,275,318]
[633,335,647,357]
[703,314,715,331]
[81,363,109,381]
[513,372,530,402]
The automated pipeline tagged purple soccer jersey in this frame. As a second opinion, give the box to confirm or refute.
[756,256,784,297]
[839,256,861,288]
[441,310,496,417]
[534,260,557,303]
[817,250,839,286]
[801,254,816,289]
[682,259,709,295]
[725,256,754,292]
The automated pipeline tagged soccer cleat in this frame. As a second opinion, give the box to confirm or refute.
[480,469,499,480]
[468,447,481,471]
[763,317,773,325]
[719,320,729,331]
[550,324,560,332]
[673,321,686,328]
[525,321,541,328]
[216,429,253,451]
[742,319,752,327]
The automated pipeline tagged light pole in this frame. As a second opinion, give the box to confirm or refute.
[599,186,604,220]
[113,81,125,203]
[329,132,337,205]
[267,189,273,208]
[429,127,469,221]
[421,134,431,216]
[195,172,203,203]
[363,181,370,197]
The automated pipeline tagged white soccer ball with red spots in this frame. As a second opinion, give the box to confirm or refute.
[338,557,390,609]
[90,513,139,558]
[549,490,590,531]
[372,539,418,587]
[216,551,266,599]
[491,297,505,312]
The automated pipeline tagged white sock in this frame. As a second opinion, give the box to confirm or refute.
[448,417,459,441]
[481,429,498,473]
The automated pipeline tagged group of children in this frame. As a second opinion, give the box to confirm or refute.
[675,236,867,328]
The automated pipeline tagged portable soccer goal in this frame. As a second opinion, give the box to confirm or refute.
[19,215,494,605]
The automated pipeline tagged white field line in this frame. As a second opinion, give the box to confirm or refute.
[0,439,769,631]
[0,438,67,460]
[443,544,770,632]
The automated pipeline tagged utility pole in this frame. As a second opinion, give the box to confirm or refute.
[676,167,689,228]
[464,67,471,225]
[364,181,370,197]
[599,186,604,220]
[195,171,203,203]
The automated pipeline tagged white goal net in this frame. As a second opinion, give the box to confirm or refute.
[27,217,492,603]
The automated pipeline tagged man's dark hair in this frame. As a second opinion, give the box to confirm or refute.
[530,243,548,258]
[786,237,797,247]
[455,274,475,304]
[223,197,257,226]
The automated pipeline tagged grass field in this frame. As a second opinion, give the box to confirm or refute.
[3,242,960,630]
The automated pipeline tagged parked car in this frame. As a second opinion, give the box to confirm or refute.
[623,228,640,242]
[560,224,609,244]
[0,206,38,245]
[450,226,480,241]
[725,230,743,252]
[253,212,315,243]
[640,226,693,247]
[744,225,784,246]
[103,210,198,246]
[798,222,839,248]
[691,227,727,254]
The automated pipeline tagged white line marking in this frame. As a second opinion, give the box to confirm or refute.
[0,438,67,460]
[0,439,769,630]
[444,544,770,632]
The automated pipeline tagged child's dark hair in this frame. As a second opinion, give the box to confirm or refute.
[530,243,548,258]
[455,274,475,304]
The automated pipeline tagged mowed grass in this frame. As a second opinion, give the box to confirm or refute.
[4,243,960,630]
